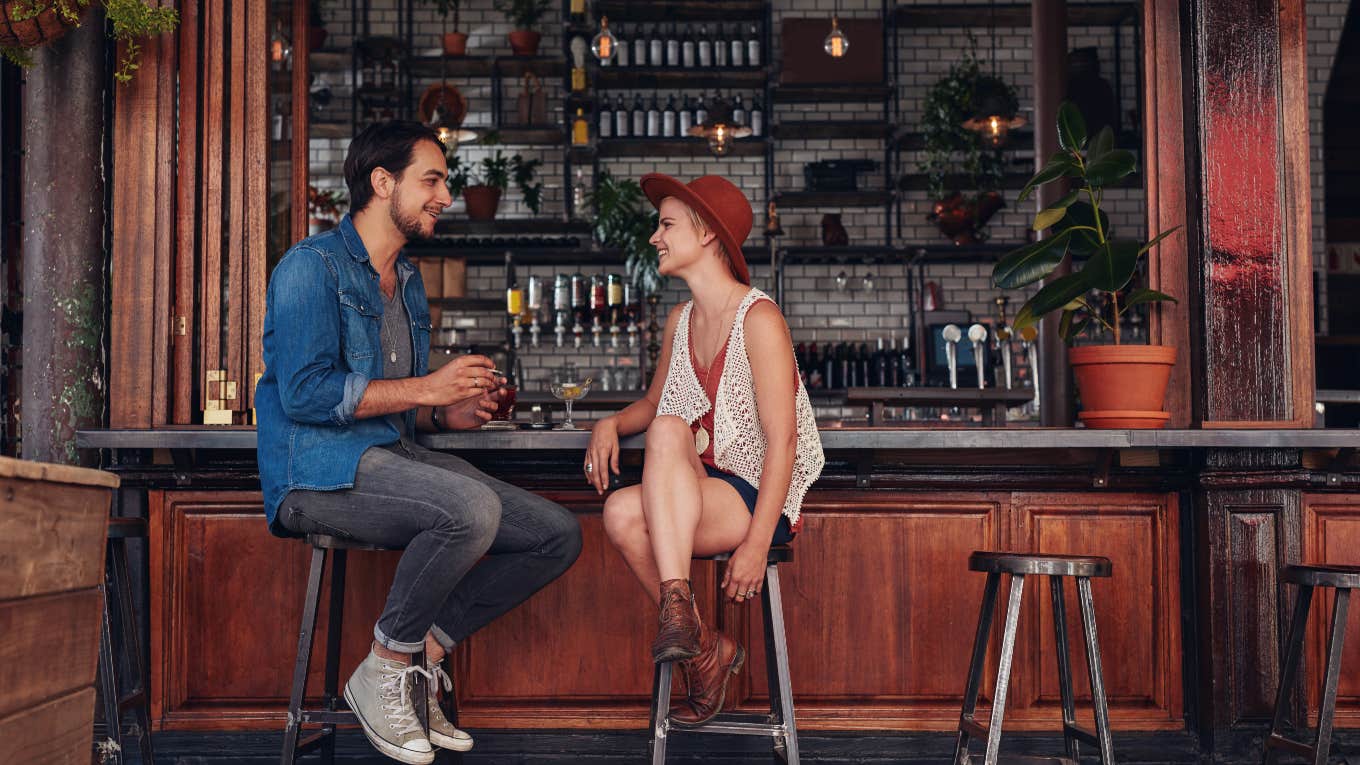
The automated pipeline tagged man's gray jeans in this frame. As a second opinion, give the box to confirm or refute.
[280,439,583,652]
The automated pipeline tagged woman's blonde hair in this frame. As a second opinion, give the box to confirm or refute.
[671,197,733,272]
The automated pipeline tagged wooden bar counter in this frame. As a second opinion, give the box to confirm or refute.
[77,426,1360,755]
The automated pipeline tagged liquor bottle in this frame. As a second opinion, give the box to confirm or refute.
[732,95,746,127]
[679,95,694,136]
[631,29,647,68]
[665,23,680,67]
[728,24,744,67]
[589,273,607,347]
[614,24,629,67]
[662,95,678,137]
[806,342,822,389]
[526,275,544,347]
[598,98,613,138]
[857,342,871,388]
[569,0,585,24]
[823,343,837,390]
[623,282,640,348]
[614,94,629,137]
[713,25,728,67]
[570,272,588,348]
[873,337,889,387]
[507,278,524,348]
[748,96,764,136]
[606,273,624,347]
[631,93,646,137]
[645,94,660,137]
[648,25,663,66]
[898,335,916,386]
[746,23,761,67]
[572,168,587,218]
[886,337,900,387]
[697,25,712,67]
[681,25,695,68]
[694,93,708,126]
[571,107,589,145]
[553,274,570,347]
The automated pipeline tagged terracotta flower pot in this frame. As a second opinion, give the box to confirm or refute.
[0,0,86,48]
[442,31,468,56]
[1070,344,1177,429]
[928,191,1005,246]
[507,29,541,56]
[462,185,502,221]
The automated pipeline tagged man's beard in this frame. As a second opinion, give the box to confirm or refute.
[390,188,433,241]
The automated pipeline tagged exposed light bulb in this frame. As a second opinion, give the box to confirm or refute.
[591,16,618,62]
[824,16,848,58]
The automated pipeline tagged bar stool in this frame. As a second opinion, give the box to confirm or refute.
[95,516,155,765]
[1263,563,1360,765]
[649,545,797,765]
[954,551,1115,765]
[281,534,462,765]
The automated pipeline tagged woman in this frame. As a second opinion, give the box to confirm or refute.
[585,174,824,725]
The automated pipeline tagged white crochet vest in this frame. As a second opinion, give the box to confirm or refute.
[656,289,825,525]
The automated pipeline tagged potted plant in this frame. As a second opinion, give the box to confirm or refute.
[587,171,663,294]
[307,185,346,235]
[446,140,544,221]
[494,0,550,56]
[991,102,1180,428]
[0,0,178,82]
[421,0,466,56]
[918,49,1012,245]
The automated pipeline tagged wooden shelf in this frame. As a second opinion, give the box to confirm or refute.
[433,219,593,236]
[773,190,894,208]
[592,0,765,21]
[906,243,1022,264]
[310,120,349,139]
[428,297,504,311]
[408,55,567,78]
[594,67,767,90]
[895,2,1137,28]
[898,173,1143,191]
[475,126,567,145]
[895,130,1142,151]
[773,84,892,103]
[780,246,901,263]
[308,50,349,73]
[596,137,768,158]
[774,121,892,140]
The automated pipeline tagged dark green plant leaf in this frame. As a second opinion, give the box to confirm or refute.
[1087,126,1115,164]
[1057,102,1087,152]
[1084,149,1137,188]
[1024,272,1090,319]
[1081,239,1140,293]
[991,230,1072,289]
[1121,288,1179,312]
[1137,225,1182,256]
[1012,303,1036,332]
[1064,316,1093,343]
[1033,191,1080,231]
[1017,153,1079,203]
[1054,201,1110,258]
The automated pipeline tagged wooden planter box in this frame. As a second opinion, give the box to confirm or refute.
[0,456,117,761]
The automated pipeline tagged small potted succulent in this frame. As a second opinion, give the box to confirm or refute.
[446,138,544,221]
[494,0,550,56]
[422,0,466,56]
[0,0,178,82]
[991,102,1180,428]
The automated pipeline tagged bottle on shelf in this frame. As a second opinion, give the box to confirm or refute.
[572,168,587,219]
[648,24,663,67]
[631,93,646,138]
[589,273,607,347]
[614,23,629,67]
[806,342,822,390]
[823,343,837,390]
[645,94,660,137]
[553,274,570,348]
[713,25,728,67]
[747,23,761,67]
[697,25,713,67]
[732,95,747,128]
[679,94,694,136]
[614,94,629,137]
[898,335,916,387]
[623,282,640,348]
[886,337,901,387]
[569,0,585,24]
[856,342,871,388]
[694,93,708,127]
[571,107,589,145]
[507,278,525,348]
[570,272,588,348]
[728,24,744,67]
[749,96,764,137]
[526,275,543,348]
[606,273,624,348]
[662,95,678,137]
[681,24,696,68]
[665,23,680,67]
[873,337,888,387]
[598,99,613,138]
[631,29,647,69]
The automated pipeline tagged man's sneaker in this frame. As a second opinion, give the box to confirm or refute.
[425,660,474,752]
[343,650,435,765]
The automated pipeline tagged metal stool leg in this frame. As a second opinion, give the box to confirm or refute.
[319,548,348,765]
[981,574,1026,765]
[1313,588,1350,765]
[953,572,1002,765]
[1050,576,1080,763]
[763,563,799,765]
[96,580,124,764]
[281,546,327,765]
[1265,583,1314,765]
[649,660,673,765]
[110,534,155,765]
[1076,577,1115,765]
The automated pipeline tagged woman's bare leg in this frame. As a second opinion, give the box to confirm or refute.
[602,485,663,599]
[640,416,709,580]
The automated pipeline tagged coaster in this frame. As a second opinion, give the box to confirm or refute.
[480,420,520,430]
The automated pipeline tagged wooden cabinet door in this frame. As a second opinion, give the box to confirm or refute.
[1008,492,1183,729]
[1301,494,1360,728]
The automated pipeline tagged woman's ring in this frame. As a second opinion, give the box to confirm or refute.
[746,590,757,598]
[585,462,594,473]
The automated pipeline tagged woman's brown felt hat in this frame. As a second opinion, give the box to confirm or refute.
[639,173,752,285]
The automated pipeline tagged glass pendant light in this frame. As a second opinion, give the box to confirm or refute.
[686,95,752,158]
[962,0,1025,147]
[591,16,618,62]
[824,2,848,59]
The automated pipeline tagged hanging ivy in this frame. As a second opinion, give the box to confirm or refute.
[917,46,1014,202]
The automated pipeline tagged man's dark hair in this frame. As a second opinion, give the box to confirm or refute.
[344,121,446,214]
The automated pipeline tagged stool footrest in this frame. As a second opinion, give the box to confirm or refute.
[116,689,146,711]
[298,708,355,725]
[959,714,989,740]
[296,728,336,754]
[1264,732,1317,758]
[675,716,785,737]
[1061,722,1099,747]
[964,755,1077,765]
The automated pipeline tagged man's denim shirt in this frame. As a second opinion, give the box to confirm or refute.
[256,214,431,534]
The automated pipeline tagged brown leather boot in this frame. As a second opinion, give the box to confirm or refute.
[669,628,745,727]
[652,579,702,663]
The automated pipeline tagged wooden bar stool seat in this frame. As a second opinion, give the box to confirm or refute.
[954,551,1116,765]
[1264,563,1358,765]
[649,545,797,764]
[280,534,461,764]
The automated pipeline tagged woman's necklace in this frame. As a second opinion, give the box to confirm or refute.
[693,285,744,455]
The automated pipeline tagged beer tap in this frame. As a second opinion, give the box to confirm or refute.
[942,324,962,390]
[1019,325,1039,410]
[994,297,1013,389]
[967,323,988,389]
[624,282,640,349]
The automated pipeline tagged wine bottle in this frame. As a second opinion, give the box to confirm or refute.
[749,96,764,136]
[713,26,728,66]
[679,95,694,136]
[732,95,746,127]
[873,337,888,387]
[614,94,629,137]
[631,93,646,137]
[632,29,647,69]
[662,95,678,137]
[681,25,695,68]
[728,24,744,67]
[823,343,837,390]
[697,25,712,67]
[746,23,761,67]
[648,25,663,66]
[615,24,629,67]
[665,23,680,67]
[598,99,613,138]
[694,93,708,126]
[645,94,660,137]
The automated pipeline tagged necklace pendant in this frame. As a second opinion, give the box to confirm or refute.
[694,426,710,454]
[390,350,397,363]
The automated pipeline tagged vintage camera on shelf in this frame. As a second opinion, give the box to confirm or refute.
[803,159,879,192]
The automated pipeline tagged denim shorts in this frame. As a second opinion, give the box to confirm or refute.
[704,464,794,546]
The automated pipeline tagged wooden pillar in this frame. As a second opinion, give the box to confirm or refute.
[1032,0,1071,426]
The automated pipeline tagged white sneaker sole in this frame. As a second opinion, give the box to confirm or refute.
[429,728,475,752]
[343,684,435,765]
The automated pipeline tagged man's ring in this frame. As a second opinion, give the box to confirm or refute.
[585,462,593,473]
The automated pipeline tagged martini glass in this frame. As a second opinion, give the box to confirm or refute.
[549,376,593,430]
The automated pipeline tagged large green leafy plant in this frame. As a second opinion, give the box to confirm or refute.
[587,171,662,295]
[918,50,1012,202]
[1,0,179,82]
[991,102,1179,344]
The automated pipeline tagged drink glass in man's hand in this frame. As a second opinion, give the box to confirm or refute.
[492,384,518,421]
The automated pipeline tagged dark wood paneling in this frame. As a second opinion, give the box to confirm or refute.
[1301,494,1360,729]
[0,590,103,718]
[1011,493,1182,728]
[0,687,97,764]
[173,0,199,425]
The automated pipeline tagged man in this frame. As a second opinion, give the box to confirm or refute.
[255,121,582,764]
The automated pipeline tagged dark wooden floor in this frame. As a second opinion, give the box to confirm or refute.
[110,728,1360,764]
